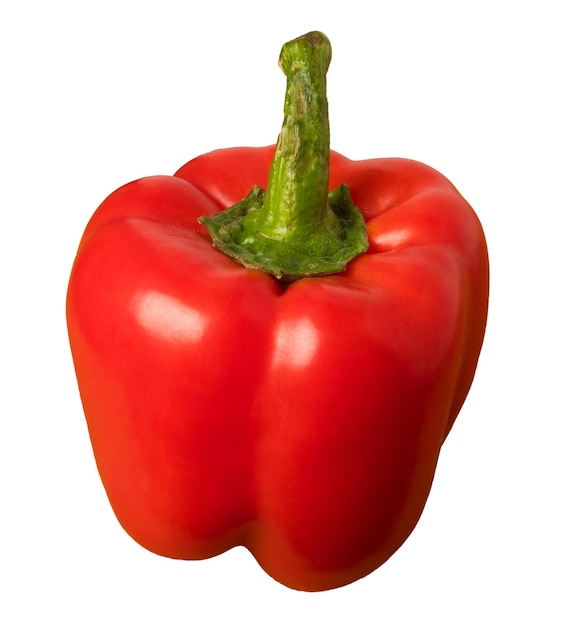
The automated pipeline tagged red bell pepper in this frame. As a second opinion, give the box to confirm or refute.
[67,32,489,591]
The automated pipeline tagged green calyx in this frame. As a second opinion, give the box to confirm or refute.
[199,31,368,282]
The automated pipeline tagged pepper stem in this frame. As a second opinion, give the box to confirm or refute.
[199,31,368,282]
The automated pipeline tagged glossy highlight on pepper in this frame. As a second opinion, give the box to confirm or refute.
[66,31,489,592]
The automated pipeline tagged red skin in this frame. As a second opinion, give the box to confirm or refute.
[66,145,489,591]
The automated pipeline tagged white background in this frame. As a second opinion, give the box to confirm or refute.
[2,1,585,623]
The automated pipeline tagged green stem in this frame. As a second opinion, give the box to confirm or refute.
[259,31,332,239]
[199,31,368,282]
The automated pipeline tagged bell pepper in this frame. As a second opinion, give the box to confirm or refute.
[66,32,489,592]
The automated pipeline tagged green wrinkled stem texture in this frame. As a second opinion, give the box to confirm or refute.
[199,31,368,282]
